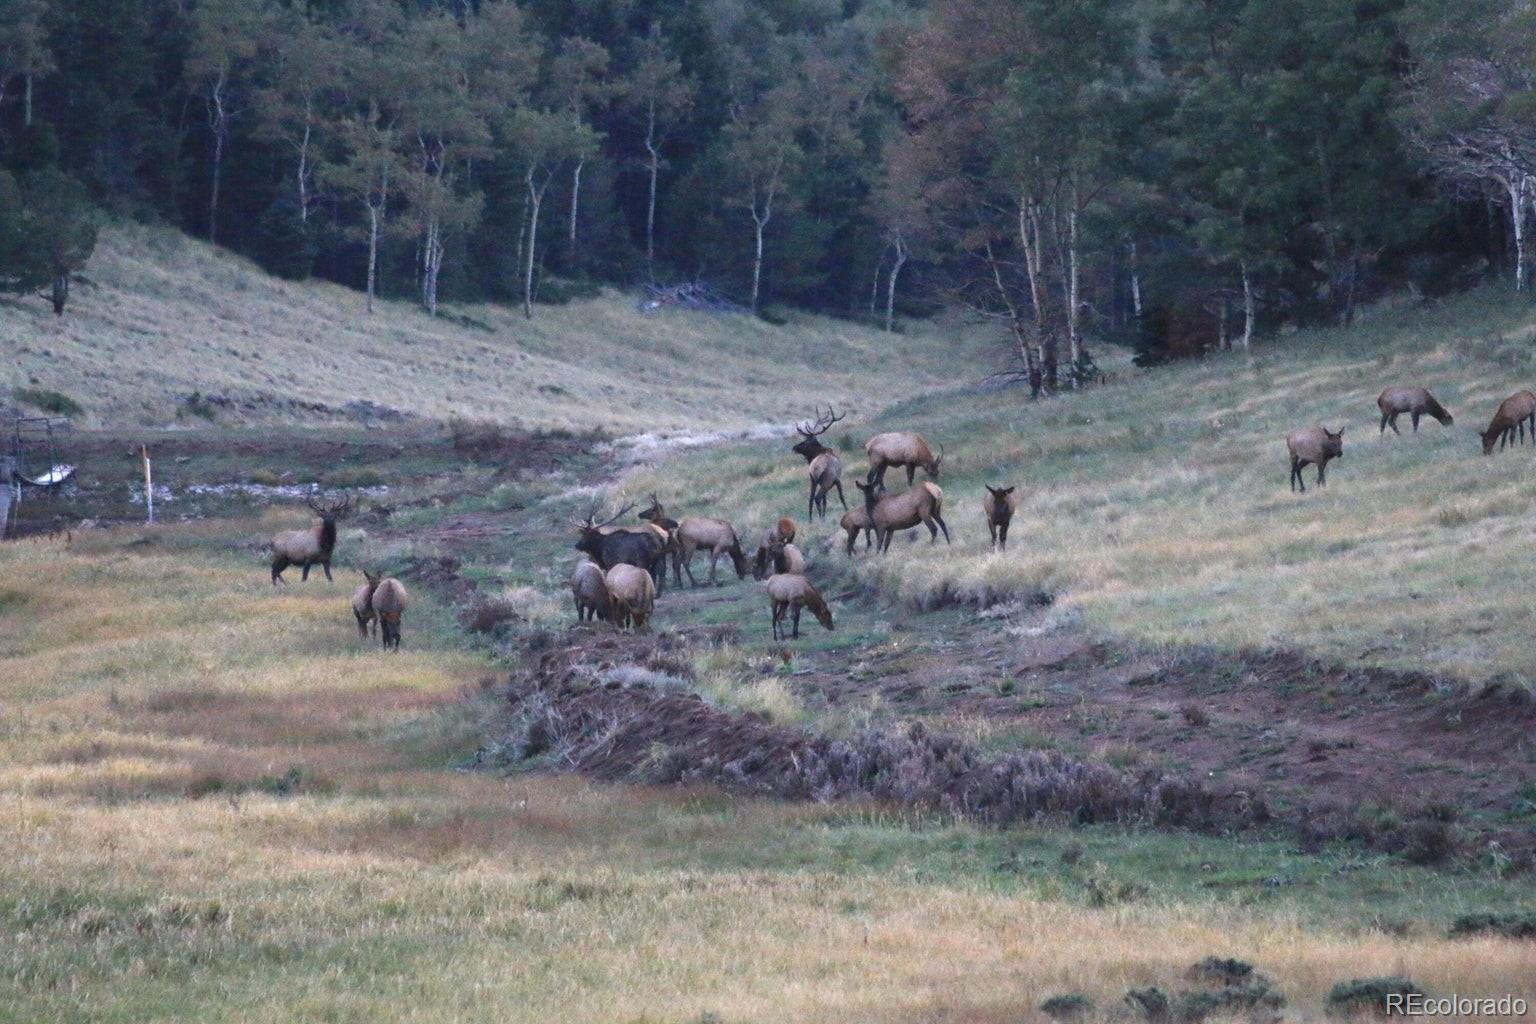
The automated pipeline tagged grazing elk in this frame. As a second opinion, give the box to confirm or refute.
[571,559,611,622]
[865,432,942,486]
[1377,387,1453,434]
[751,518,798,579]
[854,480,951,552]
[270,494,352,584]
[605,563,656,631]
[839,505,874,556]
[791,406,848,520]
[351,571,382,637]
[983,485,1018,551]
[1480,390,1536,455]
[574,503,669,587]
[371,576,408,650]
[762,539,805,576]
[676,516,749,586]
[766,573,834,640]
[1287,426,1345,492]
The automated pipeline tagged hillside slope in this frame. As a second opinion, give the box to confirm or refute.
[619,289,1536,682]
[0,225,990,432]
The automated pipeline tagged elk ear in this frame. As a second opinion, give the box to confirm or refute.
[1001,486,1015,495]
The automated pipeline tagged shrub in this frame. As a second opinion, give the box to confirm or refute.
[1040,993,1093,1020]
[327,467,386,489]
[14,386,82,416]
[1326,977,1423,1017]
[1448,912,1536,940]
[461,595,523,634]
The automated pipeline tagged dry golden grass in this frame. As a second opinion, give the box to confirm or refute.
[625,290,1536,681]
[0,223,988,433]
[3,529,1535,1022]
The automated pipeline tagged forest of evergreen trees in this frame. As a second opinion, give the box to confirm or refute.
[1,0,1533,384]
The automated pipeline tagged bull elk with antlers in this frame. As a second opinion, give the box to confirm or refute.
[270,494,352,584]
[791,405,848,520]
[573,502,669,588]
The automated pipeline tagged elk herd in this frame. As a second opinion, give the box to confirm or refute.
[264,383,1534,649]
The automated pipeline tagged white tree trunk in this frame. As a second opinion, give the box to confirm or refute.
[885,236,906,333]
[868,246,884,317]
[568,158,583,262]
[1066,190,1081,371]
[208,73,228,245]
[750,212,766,314]
[1240,261,1254,350]
[644,102,659,272]
[23,73,32,128]
[366,204,380,314]
[1129,240,1143,319]
[1510,175,1527,292]
[297,117,312,224]
[421,217,442,317]
[524,166,547,320]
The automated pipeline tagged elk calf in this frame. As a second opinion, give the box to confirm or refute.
[270,495,352,584]
[605,563,656,631]
[865,432,942,486]
[855,480,951,552]
[751,518,798,579]
[351,571,381,637]
[766,573,833,640]
[983,485,1018,550]
[1287,426,1344,492]
[571,559,610,622]
[1480,390,1536,455]
[839,506,874,556]
[1377,387,1452,434]
[676,517,748,586]
[371,577,408,651]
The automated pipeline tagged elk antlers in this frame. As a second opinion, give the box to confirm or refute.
[796,405,846,438]
[307,494,354,518]
[572,500,636,531]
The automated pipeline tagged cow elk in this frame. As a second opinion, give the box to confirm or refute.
[855,480,951,552]
[371,576,408,650]
[766,573,834,639]
[1480,390,1536,455]
[571,559,611,622]
[1287,426,1344,492]
[637,494,683,588]
[792,406,848,520]
[605,563,656,631]
[270,494,352,584]
[865,431,942,486]
[1377,387,1453,434]
[983,485,1018,550]
[676,516,749,586]
[351,571,381,637]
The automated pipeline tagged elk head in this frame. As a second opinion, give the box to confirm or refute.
[307,494,354,523]
[791,405,845,462]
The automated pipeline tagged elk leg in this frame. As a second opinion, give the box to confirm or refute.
[833,480,847,510]
[681,544,698,587]
[935,511,951,544]
[1379,412,1389,434]
[271,558,288,584]
[301,562,312,582]
[807,480,817,521]
[772,601,782,640]
[905,465,916,485]
[999,522,1008,550]
[1412,412,1421,432]
[791,604,802,639]
[322,562,333,582]
[707,549,720,585]
[924,516,938,543]
[1293,458,1305,493]
[988,522,997,548]
[1317,462,1326,487]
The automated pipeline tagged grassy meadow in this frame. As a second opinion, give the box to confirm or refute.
[619,289,1536,683]
[0,224,988,433]
[4,529,1536,1023]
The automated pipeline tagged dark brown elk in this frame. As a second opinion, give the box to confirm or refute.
[865,432,942,486]
[839,506,874,556]
[791,406,848,520]
[571,560,610,622]
[983,485,1018,550]
[371,577,408,650]
[604,563,656,631]
[270,495,351,584]
[766,573,833,639]
[1481,390,1536,455]
[676,516,749,586]
[854,480,950,552]
[751,518,798,579]
[1287,426,1344,492]
[351,571,381,637]
[573,503,669,588]
[1377,387,1452,434]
